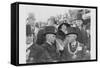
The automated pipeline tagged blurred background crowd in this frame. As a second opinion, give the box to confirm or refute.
[26,9,91,63]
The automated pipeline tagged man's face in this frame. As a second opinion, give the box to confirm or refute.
[66,34,77,43]
[46,34,56,43]
[31,24,35,33]
[47,20,54,26]
[28,18,34,24]
[71,20,77,27]
[75,20,83,27]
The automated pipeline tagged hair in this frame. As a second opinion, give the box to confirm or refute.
[36,29,46,45]
[58,23,70,30]
[35,22,39,28]
[47,17,57,25]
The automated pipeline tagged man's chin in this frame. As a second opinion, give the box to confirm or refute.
[51,41,55,45]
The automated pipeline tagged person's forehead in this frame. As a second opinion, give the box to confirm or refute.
[67,34,77,37]
[47,34,55,36]
[76,20,82,22]
[62,24,66,26]
[76,20,83,23]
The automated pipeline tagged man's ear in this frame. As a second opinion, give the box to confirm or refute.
[75,35,78,39]
[46,34,50,40]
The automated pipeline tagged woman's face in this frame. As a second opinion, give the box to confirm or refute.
[76,20,83,27]
[61,24,67,31]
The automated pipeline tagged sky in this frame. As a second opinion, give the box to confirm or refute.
[19,4,86,22]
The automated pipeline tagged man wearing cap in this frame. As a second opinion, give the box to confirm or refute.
[41,26,60,62]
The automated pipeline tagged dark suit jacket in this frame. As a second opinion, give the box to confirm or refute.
[27,43,52,63]
[60,41,90,61]
[26,24,32,37]
[72,27,88,45]
[42,42,60,62]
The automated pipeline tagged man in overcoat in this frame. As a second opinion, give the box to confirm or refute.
[41,26,60,62]
[27,26,60,63]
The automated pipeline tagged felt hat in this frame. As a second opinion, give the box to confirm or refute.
[66,32,78,37]
[65,27,78,37]
[44,26,56,35]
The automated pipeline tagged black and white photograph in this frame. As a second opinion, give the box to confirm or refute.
[12,3,97,65]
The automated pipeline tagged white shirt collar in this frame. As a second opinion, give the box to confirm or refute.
[46,41,52,46]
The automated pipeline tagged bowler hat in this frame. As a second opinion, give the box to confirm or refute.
[44,26,56,35]
[65,27,78,37]
[66,32,78,37]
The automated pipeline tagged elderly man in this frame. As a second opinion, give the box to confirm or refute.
[27,26,60,63]
[60,32,90,61]
[41,26,60,62]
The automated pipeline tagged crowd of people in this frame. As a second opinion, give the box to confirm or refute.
[26,9,91,63]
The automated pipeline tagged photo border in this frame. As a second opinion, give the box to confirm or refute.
[11,2,98,66]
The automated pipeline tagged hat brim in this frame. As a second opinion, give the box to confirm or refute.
[44,32,56,36]
[65,33,78,37]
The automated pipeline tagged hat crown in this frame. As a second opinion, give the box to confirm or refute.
[44,26,56,35]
